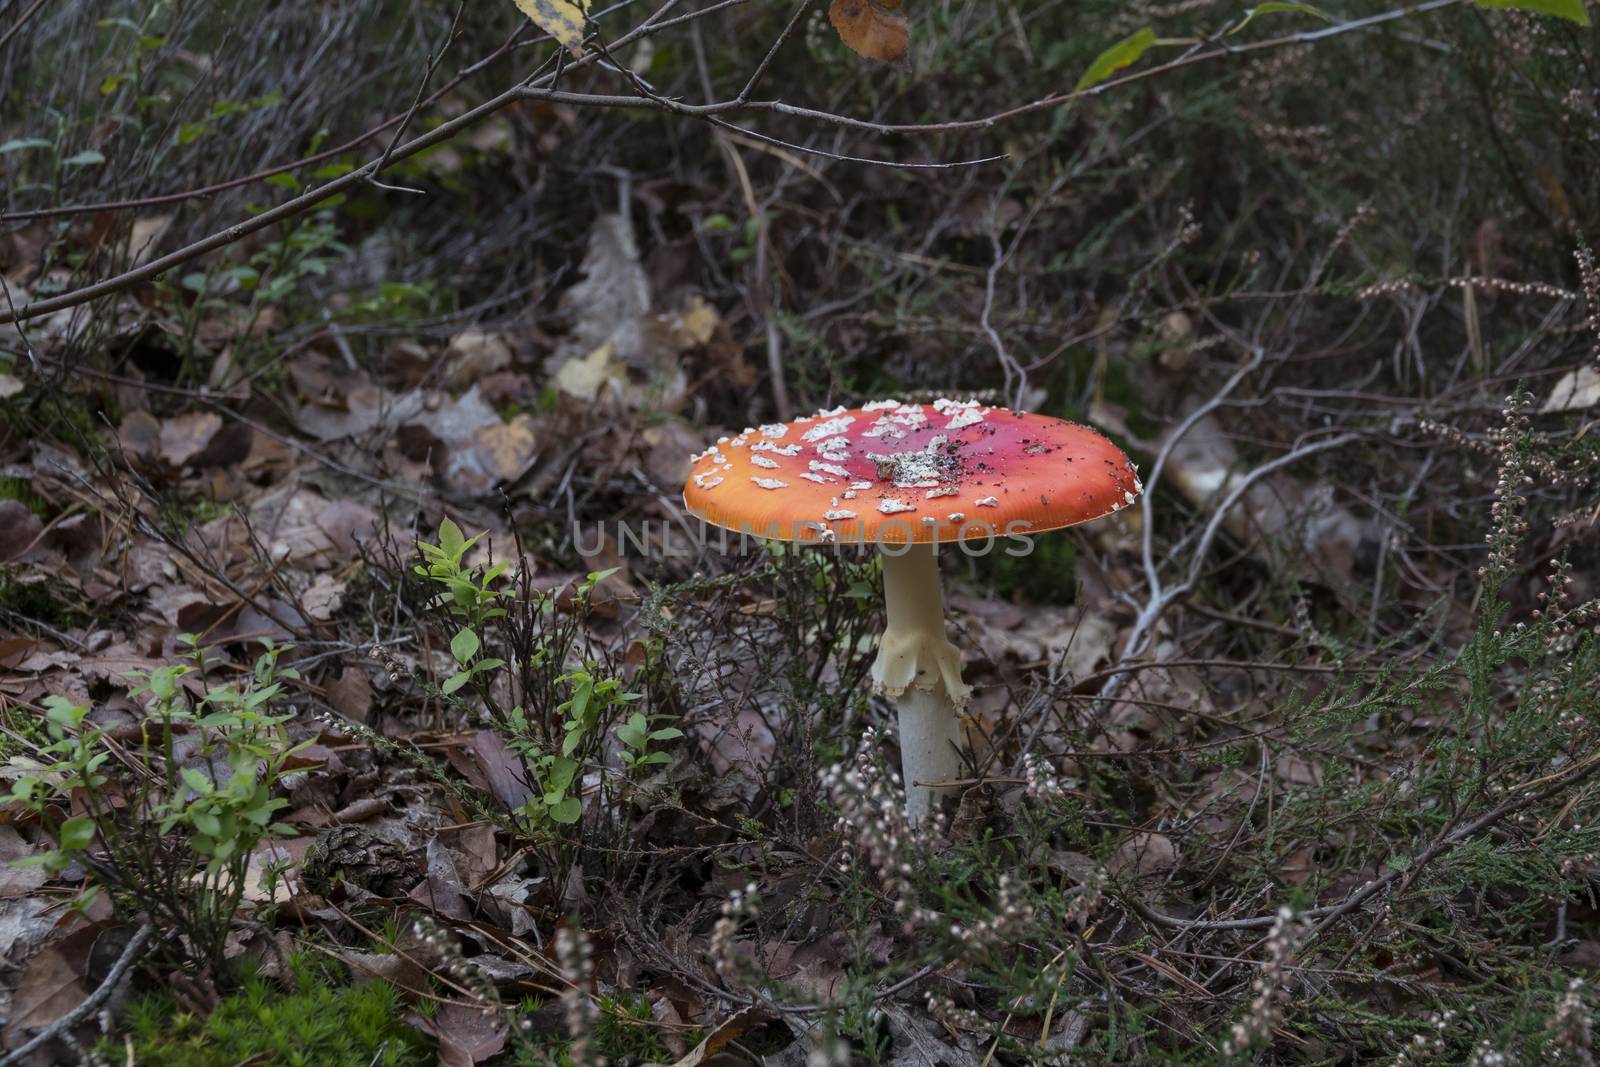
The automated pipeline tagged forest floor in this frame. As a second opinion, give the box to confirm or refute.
[2,0,1600,1064]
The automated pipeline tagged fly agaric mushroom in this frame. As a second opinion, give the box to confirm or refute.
[682,399,1141,822]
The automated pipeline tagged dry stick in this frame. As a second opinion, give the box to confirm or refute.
[735,0,816,102]
[0,0,1462,325]
[518,0,1465,138]
[0,0,48,52]
[677,21,793,421]
[732,3,817,423]
[1112,429,1360,682]
[0,924,156,1067]
[1135,349,1266,609]
[979,173,1068,411]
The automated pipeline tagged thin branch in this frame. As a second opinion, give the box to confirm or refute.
[736,0,815,102]
[0,25,531,223]
[0,0,1464,326]
[0,924,156,1067]
[0,0,690,325]
[368,0,469,196]
[0,0,49,52]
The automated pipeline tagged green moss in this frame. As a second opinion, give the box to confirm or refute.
[590,993,675,1064]
[0,568,90,630]
[0,476,48,516]
[107,955,429,1067]
[155,490,232,539]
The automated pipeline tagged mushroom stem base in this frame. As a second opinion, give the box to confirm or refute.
[893,685,965,824]
[873,543,970,824]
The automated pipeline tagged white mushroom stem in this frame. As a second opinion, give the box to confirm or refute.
[872,542,971,823]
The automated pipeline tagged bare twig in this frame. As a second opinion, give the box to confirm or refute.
[0,0,48,52]
[0,0,1465,325]
[0,924,156,1067]
[367,0,469,195]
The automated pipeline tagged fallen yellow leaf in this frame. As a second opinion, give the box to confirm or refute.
[511,0,590,56]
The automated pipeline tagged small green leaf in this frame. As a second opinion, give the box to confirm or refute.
[1230,1,1331,33]
[451,628,480,664]
[585,567,620,588]
[57,816,95,852]
[616,712,648,750]
[62,150,106,167]
[640,751,671,766]
[0,138,52,154]
[547,757,579,794]
[649,727,684,742]
[1474,0,1588,23]
[1075,28,1157,93]
[43,697,85,728]
[442,671,471,694]
[192,810,221,837]
[448,578,477,610]
[548,796,582,823]
[180,767,214,794]
[438,518,465,557]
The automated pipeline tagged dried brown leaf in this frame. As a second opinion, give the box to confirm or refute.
[474,414,539,483]
[1543,365,1600,412]
[409,1003,508,1067]
[325,665,372,724]
[117,410,161,464]
[1,924,95,1051]
[407,836,471,920]
[302,573,346,621]
[0,500,42,562]
[158,412,223,468]
[444,329,513,390]
[656,1006,763,1067]
[1109,831,1178,878]
[829,0,908,62]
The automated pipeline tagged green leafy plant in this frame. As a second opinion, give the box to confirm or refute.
[411,522,679,845]
[416,518,509,698]
[616,709,682,772]
[557,666,641,758]
[4,637,305,973]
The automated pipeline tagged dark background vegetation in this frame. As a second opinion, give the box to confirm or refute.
[2,0,1599,1063]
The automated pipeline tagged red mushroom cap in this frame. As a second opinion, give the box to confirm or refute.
[682,400,1141,545]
